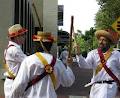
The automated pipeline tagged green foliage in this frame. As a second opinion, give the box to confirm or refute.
[73,28,98,55]
[71,0,120,55]
[95,0,120,29]
[95,10,112,29]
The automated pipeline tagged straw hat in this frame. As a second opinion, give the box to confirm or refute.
[32,31,56,42]
[95,29,119,44]
[8,24,28,38]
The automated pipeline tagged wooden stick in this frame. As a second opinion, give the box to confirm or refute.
[68,16,74,58]
[32,1,42,29]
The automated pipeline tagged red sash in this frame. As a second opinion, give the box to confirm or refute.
[98,48,120,87]
[25,55,56,91]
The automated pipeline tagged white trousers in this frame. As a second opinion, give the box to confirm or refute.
[90,82,118,98]
[4,78,14,98]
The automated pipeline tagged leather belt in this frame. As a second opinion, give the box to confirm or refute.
[95,80,114,84]
[7,76,15,80]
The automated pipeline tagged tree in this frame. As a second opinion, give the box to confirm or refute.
[95,0,120,29]
[73,27,97,56]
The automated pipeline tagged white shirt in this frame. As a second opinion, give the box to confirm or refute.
[4,41,27,98]
[4,41,27,76]
[76,49,120,84]
[59,50,68,65]
[10,52,75,98]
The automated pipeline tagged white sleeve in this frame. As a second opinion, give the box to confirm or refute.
[76,51,95,69]
[117,52,120,80]
[7,46,27,63]
[14,48,27,63]
[10,58,29,98]
[55,60,75,87]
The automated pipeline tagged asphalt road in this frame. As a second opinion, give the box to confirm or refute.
[57,62,92,96]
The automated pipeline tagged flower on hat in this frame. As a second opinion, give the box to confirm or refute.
[95,29,120,44]
[106,29,119,44]
[8,24,28,38]
[32,31,56,42]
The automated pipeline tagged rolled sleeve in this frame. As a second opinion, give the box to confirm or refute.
[56,60,75,87]
[60,66,75,87]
